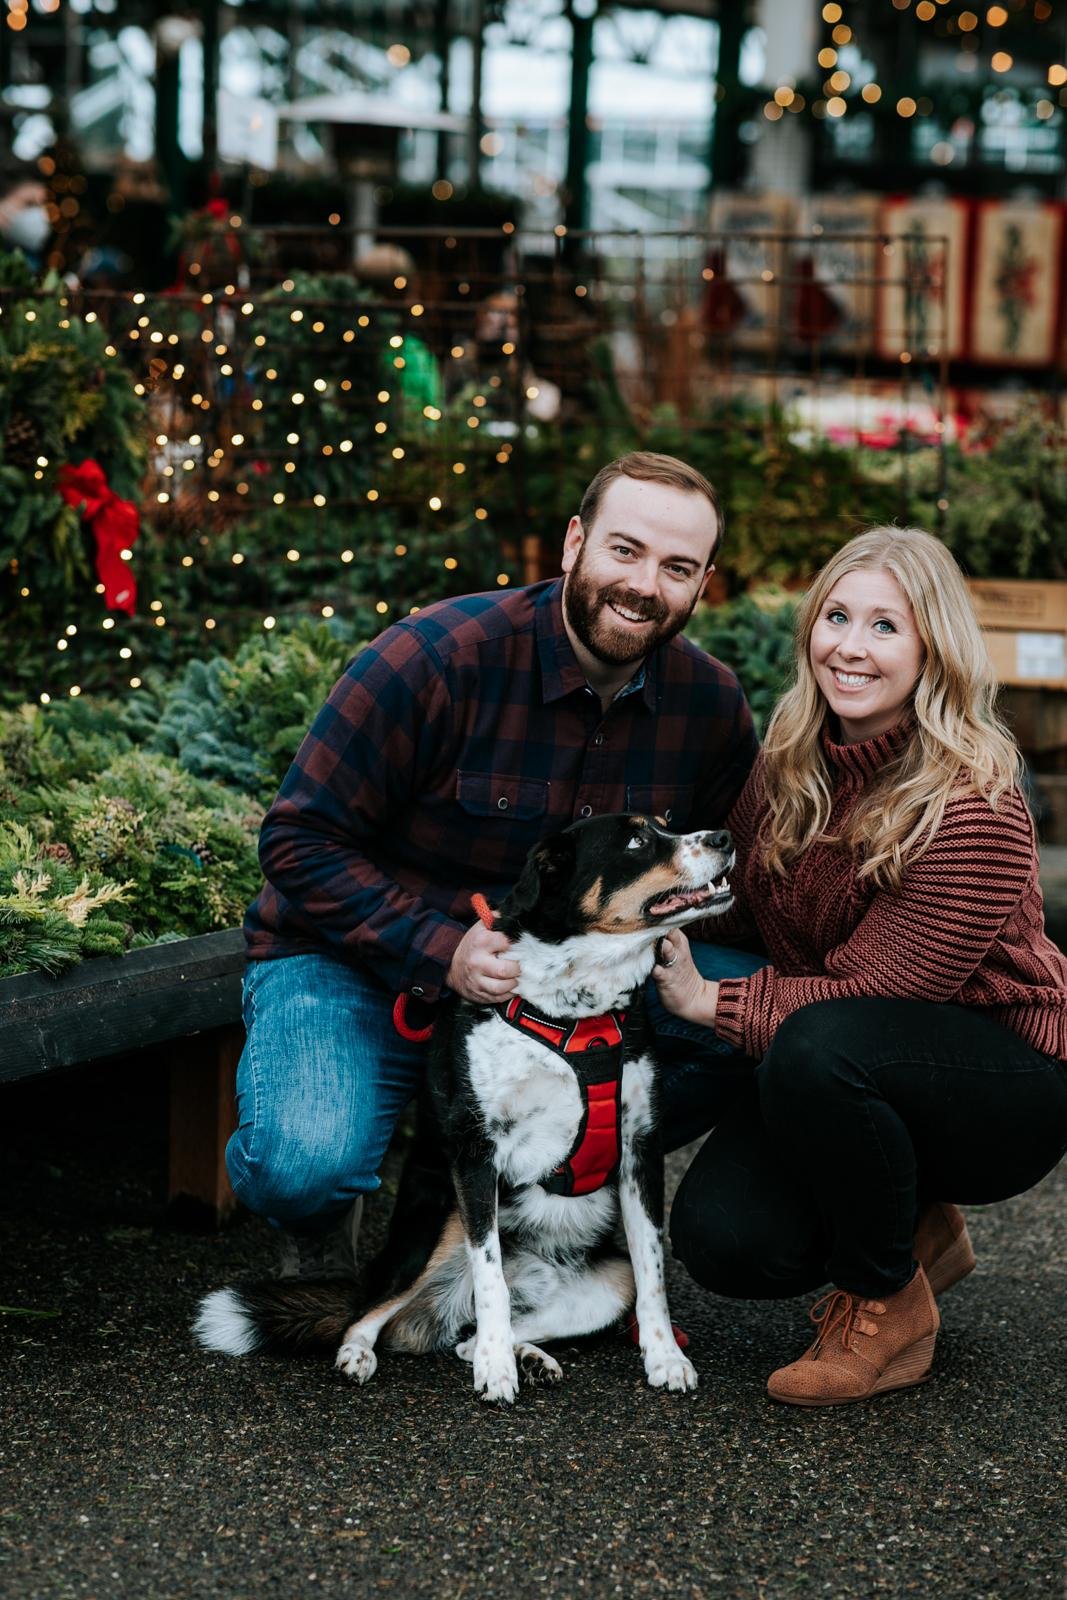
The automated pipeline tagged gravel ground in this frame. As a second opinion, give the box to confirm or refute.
[1,1053,1064,1600]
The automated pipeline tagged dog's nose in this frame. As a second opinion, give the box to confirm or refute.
[705,830,731,852]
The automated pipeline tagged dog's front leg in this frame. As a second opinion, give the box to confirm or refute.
[454,1151,518,1404]
[620,1059,698,1393]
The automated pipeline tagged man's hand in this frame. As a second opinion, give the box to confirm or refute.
[446,921,521,1004]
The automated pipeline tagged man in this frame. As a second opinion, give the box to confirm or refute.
[233,451,761,1276]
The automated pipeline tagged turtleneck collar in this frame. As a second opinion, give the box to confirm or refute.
[821,715,914,782]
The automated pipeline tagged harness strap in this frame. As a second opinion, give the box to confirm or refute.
[495,997,627,1196]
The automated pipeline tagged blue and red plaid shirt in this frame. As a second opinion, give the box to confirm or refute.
[245,578,758,1000]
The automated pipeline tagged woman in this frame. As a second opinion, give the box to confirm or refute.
[655,526,1067,1408]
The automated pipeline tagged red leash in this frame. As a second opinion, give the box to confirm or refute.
[471,892,495,929]
[625,1312,690,1350]
[393,892,497,1040]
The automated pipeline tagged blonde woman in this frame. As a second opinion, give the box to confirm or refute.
[655,527,1067,1407]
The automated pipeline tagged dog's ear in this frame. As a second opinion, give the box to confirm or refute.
[502,831,576,929]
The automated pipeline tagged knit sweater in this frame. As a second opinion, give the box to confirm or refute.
[713,723,1067,1062]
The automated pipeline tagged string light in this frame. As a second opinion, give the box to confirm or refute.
[21,252,533,698]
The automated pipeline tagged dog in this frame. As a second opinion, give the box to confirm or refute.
[194,813,734,1403]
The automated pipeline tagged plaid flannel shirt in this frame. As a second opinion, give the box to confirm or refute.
[245,578,758,1001]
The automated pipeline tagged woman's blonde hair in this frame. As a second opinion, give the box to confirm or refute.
[761,526,1021,889]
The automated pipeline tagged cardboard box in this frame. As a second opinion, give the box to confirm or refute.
[967,580,1067,691]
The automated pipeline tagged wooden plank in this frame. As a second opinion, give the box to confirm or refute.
[0,929,246,1084]
[168,1025,242,1227]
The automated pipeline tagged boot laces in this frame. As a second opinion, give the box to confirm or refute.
[808,1289,882,1355]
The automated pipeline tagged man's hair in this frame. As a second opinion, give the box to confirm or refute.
[578,451,723,563]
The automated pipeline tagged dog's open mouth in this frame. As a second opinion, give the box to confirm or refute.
[646,877,732,918]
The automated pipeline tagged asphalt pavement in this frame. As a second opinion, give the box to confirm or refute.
[2,861,1065,1600]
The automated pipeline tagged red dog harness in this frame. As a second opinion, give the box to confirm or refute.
[394,892,627,1196]
[494,996,627,1198]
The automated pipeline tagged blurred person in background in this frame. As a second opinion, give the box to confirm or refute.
[0,178,51,266]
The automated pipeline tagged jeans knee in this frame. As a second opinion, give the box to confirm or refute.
[669,1167,823,1301]
[226,1126,371,1225]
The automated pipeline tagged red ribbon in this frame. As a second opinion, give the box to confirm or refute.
[57,459,139,615]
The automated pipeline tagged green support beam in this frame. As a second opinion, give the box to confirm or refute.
[708,0,746,194]
[201,0,220,172]
[563,0,595,238]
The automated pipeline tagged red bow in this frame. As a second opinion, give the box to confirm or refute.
[57,460,139,615]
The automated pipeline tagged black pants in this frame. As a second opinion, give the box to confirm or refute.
[666,998,1067,1301]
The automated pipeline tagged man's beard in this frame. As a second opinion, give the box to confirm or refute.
[564,553,698,666]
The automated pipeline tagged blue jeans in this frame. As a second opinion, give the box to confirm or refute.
[225,942,766,1231]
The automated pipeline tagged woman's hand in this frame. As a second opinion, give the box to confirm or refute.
[652,929,719,1028]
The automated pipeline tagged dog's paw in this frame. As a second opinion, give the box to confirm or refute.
[644,1350,699,1393]
[454,1336,475,1364]
[472,1344,519,1405]
[336,1337,378,1384]
[517,1342,563,1386]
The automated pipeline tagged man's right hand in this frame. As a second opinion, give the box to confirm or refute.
[446,921,521,1004]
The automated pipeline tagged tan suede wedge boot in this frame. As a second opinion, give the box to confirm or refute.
[914,1202,976,1297]
[767,1265,940,1408]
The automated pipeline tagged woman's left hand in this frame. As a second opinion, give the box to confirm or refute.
[652,929,719,1027]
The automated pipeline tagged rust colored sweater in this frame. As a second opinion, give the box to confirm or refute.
[713,724,1067,1062]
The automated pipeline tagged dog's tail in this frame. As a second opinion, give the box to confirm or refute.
[192,1279,361,1358]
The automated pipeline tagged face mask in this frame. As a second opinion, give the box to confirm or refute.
[4,205,51,254]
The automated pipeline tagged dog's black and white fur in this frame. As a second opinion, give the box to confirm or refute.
[194,813,734,1403]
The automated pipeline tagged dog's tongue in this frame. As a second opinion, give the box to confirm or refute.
[649,887,707,915]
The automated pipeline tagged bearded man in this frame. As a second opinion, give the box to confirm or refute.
[234,452,761,1277]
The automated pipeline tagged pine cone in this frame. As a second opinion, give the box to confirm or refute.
[4,412,40,470]
[42,842,74,865]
